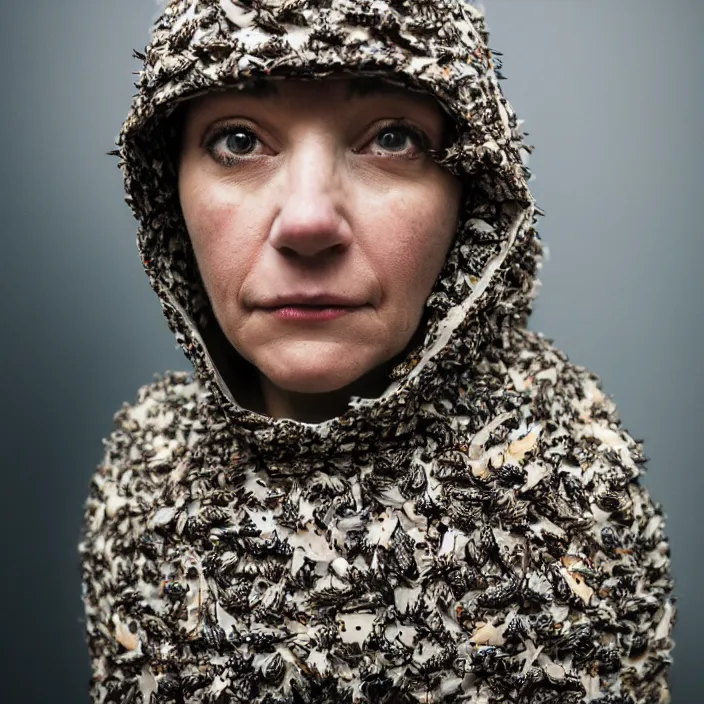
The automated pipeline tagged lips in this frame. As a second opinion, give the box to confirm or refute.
[261,294,366,308]
[271,306,353,322]
[258,294,367,322]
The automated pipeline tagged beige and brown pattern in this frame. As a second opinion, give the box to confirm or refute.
[79,2,675,702]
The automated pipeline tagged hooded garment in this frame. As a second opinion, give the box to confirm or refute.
[79,1,675,702]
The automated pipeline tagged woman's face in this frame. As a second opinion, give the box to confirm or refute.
[178,77,461,396]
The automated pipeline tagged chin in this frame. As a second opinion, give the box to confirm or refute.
[269,373,352,395]
[255,343,385,395]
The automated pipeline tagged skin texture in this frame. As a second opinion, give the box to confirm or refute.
[178,78,462,421]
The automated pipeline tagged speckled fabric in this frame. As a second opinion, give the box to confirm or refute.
[79,1,675,703]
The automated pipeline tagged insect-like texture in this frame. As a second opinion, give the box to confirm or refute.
[476,575,520,610]
[157,673,182,697]
[181,670,213,696]
[260,652,286,684]
[218,581,251,613]
[79,1,675,703]
[468,645,510,676]
[200,612,227,650]
[400,461,428,496]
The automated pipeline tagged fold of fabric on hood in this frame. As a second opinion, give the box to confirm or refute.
[80,2,675,703]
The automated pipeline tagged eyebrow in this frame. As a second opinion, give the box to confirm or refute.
[235,76,418,100]
[347,77,412,98]
[227,76,455,146]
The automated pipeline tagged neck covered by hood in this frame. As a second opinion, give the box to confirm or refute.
[118,0,540,442]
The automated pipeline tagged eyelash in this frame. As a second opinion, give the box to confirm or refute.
[203,120,430,166]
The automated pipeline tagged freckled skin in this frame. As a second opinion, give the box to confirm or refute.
[178,80,462,406]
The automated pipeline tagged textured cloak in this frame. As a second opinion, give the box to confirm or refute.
[79,1,675,703]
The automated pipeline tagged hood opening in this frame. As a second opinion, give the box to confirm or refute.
[117,0,541,436]
[160,73,471,418]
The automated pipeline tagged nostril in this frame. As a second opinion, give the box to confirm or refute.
[275,239,348,261]
[279,245,301,259]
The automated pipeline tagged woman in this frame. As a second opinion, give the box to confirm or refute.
[79,1,675,702]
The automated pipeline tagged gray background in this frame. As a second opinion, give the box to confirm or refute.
[1,0,701,701]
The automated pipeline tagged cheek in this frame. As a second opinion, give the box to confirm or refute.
[370,185,457,307]
[180,184,256,303]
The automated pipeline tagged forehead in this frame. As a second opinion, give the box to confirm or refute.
[183,75,442,114]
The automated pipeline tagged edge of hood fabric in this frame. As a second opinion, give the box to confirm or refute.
[79,2,675,703]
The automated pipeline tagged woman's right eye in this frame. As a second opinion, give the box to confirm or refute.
[205,126,260,163]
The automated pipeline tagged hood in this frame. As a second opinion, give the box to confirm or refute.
[117,0,540,442]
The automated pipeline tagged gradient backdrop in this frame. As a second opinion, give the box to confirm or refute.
[1,1,701,701]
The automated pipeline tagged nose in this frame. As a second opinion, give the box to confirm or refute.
[268,138,352,258]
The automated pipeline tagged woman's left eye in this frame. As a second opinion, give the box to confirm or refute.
[371,124,428,155]
[222,129,258,155]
